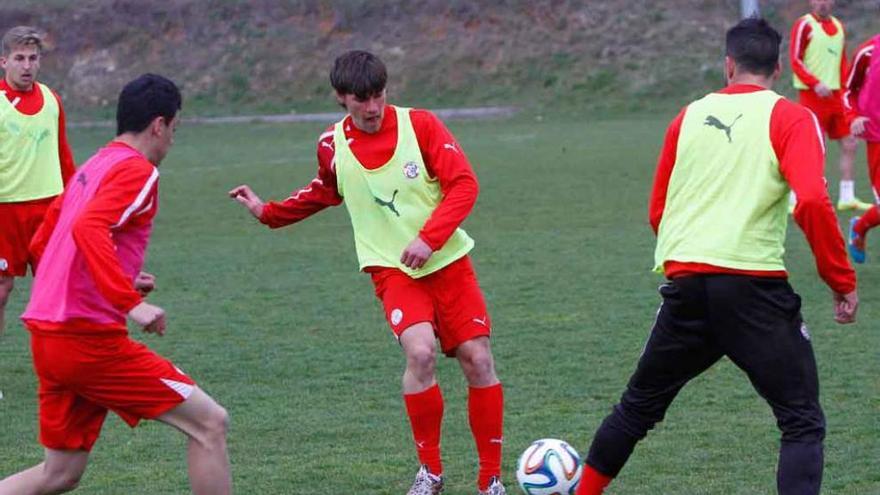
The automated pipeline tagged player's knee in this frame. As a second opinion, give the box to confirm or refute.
[201,404,230,442]
[460,348,496,383]
[406,345,436,373]
[842,136,858,152]
[779,412,825,443]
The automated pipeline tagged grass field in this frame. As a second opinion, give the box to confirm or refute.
[0,111,878,494]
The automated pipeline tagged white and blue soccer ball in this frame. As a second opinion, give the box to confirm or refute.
[515,438,582,495]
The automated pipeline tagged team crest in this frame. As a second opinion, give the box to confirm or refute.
[0,258,7,271]
[403,161,419,179]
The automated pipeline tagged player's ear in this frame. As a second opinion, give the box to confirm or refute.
[771,61,781,82]
[149,116,165,137]
[724,56,736,83]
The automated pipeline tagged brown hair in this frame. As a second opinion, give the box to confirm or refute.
[2,26,44,55]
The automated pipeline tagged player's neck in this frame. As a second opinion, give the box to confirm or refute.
[113,134,158,165]
[811,12,831,21]
[727,77,772,89]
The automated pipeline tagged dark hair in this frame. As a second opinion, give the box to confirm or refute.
[330,50,387,99]
[116,74,182,136]
[725,17,782,77]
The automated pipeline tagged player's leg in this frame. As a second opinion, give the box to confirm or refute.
[577,277,723,495]
[399,323,445,493]
[156,387,231,495]
[850,142,880,262]
[837,135,866,209]
[0,449,90,495]
[0,276,12,337]
[431,256,503,493]
[713,277,824,495]
[372,269,444,490]
[456,337,503,493]
[0,335,104,495]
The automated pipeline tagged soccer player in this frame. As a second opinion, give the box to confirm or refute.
[576,18,858,495]
[229,50,505,495]
[0,26,76,336]
[0,74,232,495]
[789,0,868,211]
[844,33,880,263]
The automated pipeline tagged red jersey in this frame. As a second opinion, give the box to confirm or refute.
[790,14,849,90]
[649,84,856,294]
[0,79,76,186]
[260,105,479,254]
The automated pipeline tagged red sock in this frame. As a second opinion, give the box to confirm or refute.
[575,464,613,495]
[468,383,504,491]
[856,206,880,237]
[403,384,444,476]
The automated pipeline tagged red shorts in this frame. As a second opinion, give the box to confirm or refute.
[0,197,54,277]
[798,90,851,140]
[370,256,491,356]
[30,333,195,451]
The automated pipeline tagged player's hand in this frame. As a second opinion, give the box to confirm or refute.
[400,236,434,270]
[134,271,156,296]
[228,185,265,219]
[814,83,832,98]
[851,116,870,137]
[833,290,858,324]
[128,302,167,336]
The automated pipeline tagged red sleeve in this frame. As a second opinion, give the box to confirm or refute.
[71,159,157,312]
[28,192,64,269]
[772,99,856,294]
[259,127,343,228]
[844,41,872,116]
[648,107,686,234]
[410,110,479,251]
[790,19,821,88]
[52,91,76,185]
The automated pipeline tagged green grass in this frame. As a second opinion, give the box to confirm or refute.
[1,112,878,494]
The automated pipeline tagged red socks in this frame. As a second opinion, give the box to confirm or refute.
[404,384,444,476]
[468,383,504,491]
[575,464,613,495]
[855,206,880,238]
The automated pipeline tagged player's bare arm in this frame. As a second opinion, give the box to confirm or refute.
[229,184,265,219]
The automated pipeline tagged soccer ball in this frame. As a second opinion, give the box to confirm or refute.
[515,438,582,495]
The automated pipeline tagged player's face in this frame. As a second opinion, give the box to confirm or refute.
[153,114,180,165]
[810,0,833,18]
[338,89,386,134]
[1,44,40,91]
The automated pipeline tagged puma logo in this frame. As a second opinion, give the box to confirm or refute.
[374,189,400,217]
[473,316,489,327]
[704,114,742,143]
[77,173,87,186]
[443,143,459,153]
[827,48,838,55]
[490,437,504,444]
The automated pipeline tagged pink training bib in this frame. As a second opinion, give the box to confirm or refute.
[857,35,880,142]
